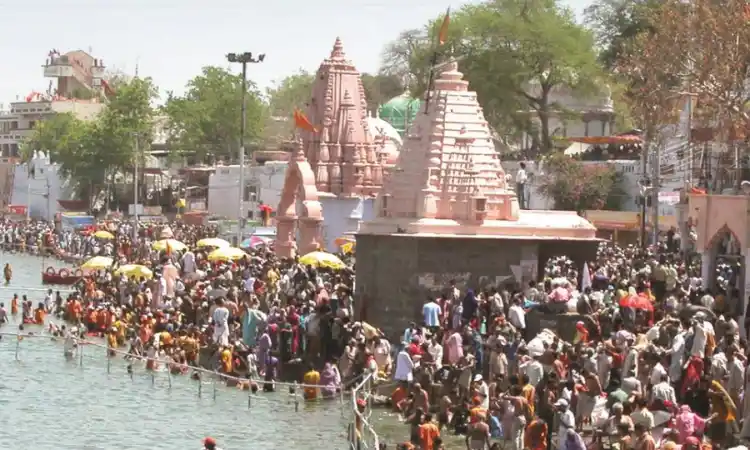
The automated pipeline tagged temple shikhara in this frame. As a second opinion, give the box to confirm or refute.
[304,38,394,197]
[275,38,396,257]
[355,60,601,338]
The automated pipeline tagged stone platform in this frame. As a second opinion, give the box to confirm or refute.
[354,233,598,340]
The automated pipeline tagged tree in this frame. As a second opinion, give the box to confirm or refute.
[22,77,159,206]
[537,153,626,211]
[382,0,605,154]
[619,0,750,190]
[266,70,314,118]
[360,73,404,111]
[584,0,659,70]
[162,66,266,163]
[379,28,432,92]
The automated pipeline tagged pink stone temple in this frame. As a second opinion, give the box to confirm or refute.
[275,38,395,257]
[303,37,394,197]
[274,140,324,258]
[355,61,600,339]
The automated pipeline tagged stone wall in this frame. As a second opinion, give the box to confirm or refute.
[354,234,599,340]
[354,235,530,340]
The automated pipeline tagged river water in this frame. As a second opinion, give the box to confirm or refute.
[0,253,371,450]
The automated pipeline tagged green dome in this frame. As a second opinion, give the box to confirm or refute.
[378,94,421,136]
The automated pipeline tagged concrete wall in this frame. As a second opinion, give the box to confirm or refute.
[207,162,286,219]
[319,196,375,252]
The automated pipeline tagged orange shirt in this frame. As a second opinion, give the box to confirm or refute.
[34,308,45,324]
[10,298,17,314]
[419,422,440,450]
[391,386,408,407]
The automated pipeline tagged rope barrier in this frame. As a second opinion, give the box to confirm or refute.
[0,330,349,413]
[0,285,78,293]
[349,371,381,450]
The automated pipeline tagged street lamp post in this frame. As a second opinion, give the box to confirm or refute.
[226,52,265,246]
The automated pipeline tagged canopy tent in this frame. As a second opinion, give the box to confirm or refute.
[567,133,643,145]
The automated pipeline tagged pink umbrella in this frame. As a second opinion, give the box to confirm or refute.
[240,235,272,249]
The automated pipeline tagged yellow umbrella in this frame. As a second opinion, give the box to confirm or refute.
[334,236,355,247]
[196,237,230,249]
[207,247,247,262]
[152,239,188,252]
[114,264,153,280]
[94,230,115,240]
[341,241,355,254]
[81,256,114,270]
[298,251,346,270]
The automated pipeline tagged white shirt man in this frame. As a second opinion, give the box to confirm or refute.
[211,301,230,346]
[394,349,415,383]
[522,358,544,386]
[649,362,668,386]
[556,400,575,450]
[651,377,677,405]
[508,303,526,330]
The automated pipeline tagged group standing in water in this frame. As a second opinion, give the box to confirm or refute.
[0,293,48,326]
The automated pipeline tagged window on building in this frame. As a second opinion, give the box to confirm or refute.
[10,144,18,157]
[28,121,36,129]
[244,184,258,202]
[10,121,18,130]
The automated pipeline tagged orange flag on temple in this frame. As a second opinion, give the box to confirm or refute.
[294,109,319,133]
[165,240,172,257]
[438,8,451,45]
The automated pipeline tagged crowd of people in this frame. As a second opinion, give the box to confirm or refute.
[0,219,373,400]
[1,216,748,450]
[380,239,750,450]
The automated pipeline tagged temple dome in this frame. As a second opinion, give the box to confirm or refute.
[378,93,421,136]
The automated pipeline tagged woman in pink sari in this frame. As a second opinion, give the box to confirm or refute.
[675,404,705,444]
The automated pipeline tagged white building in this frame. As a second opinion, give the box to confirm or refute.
[518,83,616,150]
[8,151,74,220]
[207,162,287,220]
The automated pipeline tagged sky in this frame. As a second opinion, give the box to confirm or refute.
[0,0,592,106]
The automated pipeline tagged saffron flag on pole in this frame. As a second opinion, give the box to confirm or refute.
[294,109,320,133]
[438,8,451,46]
[165,240,172,257]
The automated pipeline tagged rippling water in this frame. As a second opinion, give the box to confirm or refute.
[0,253,355,450]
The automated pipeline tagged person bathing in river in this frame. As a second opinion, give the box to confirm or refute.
[10,294,18,316]
[63,327,78,359]
[4,263,11,284]
[32,302,45,325]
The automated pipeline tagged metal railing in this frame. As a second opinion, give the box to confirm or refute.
[0,329,351,416]
[348,370,380,450]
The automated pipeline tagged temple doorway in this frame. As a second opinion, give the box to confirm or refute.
[705,227,744,317]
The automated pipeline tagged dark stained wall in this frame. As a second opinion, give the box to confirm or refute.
[355,234,599,341]
[354,235,531,340]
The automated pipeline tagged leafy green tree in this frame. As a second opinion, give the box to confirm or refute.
[22,77,159,206]
[537,153,625,211]
[382,0,605,155]
[266,70,314,118]
[584,0,659,70]
[162,66,266,163]
[360,73,404,111]
[379,28,432,93]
